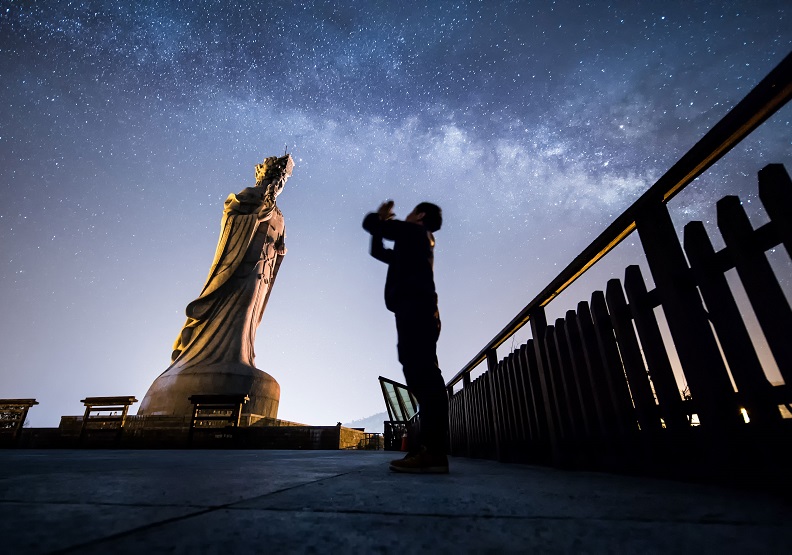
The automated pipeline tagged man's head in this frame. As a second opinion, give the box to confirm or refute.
[406,202,442,232]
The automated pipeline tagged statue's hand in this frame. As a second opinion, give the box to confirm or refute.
[377,200,395,221]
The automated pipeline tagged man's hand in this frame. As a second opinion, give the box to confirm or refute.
[377,200,395,221]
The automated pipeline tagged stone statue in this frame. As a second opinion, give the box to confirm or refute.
[138,154,294,418]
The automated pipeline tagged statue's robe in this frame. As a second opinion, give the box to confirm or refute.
[170,187,285,369]
[138,186,284,417]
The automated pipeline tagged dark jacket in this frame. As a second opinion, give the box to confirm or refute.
[362,213,438,313]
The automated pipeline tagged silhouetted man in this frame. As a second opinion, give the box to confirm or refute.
[363,200,449,473]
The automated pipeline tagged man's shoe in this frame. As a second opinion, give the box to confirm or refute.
[390,451,418,465]
[389,448,449,474]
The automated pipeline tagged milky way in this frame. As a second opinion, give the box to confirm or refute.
[1,1,789,427]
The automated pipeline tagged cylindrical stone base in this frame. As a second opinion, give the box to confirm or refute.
[138,362,280,418]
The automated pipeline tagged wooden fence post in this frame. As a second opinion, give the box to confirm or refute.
[576,301,615,436]
[469,377,481,456]
[543,327,570,442]
[758,164,792,258]
[474,373,491,458]
[684,220,780,425]
[501,354,518,453]
[516,344,536,453]
[486,348,503,461]
[552,318,588,440]
[590,291,640,435]
[605,279,663,433]
[529,307,561,463]
[505,350,528,456]
[446,383,460,457]
[718,195,792,386]
[623,265,690,430]
[519,341,544,449]
[462,374,472,456]
[635,203,742,429]
[564,310,602,438]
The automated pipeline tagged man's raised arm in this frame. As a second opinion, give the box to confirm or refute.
[362,200,407,240]
[369,233,392,263]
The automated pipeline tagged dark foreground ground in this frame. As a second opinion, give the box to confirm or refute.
[0,450,789,554]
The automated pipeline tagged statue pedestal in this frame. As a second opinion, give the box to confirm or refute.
[137,363,280,418]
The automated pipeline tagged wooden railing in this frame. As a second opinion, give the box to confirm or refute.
[445,52,792,483]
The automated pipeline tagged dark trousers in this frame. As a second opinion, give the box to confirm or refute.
[395,306,448,454]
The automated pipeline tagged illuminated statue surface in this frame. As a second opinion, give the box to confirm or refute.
[139,154,294,417]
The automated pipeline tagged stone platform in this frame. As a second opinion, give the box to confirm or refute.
[0,450,789,553]
[16,416,378,450]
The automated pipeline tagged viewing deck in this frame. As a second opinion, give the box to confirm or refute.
[0,450,789,553]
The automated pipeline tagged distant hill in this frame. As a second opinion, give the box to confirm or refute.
[343,412,388,433]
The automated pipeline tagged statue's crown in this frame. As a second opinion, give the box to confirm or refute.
[256,154,294,183]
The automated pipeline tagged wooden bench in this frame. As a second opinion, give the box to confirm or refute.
[188,394,249,445]
[79,396,138,444]
[0,399,39,445]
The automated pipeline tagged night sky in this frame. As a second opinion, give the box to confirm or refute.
[1,1,789,428]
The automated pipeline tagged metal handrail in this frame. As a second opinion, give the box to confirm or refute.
[448,51,792,388]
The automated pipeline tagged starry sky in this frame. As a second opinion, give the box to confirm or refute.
[1,0,790,428]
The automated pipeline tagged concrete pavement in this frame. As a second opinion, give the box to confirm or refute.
[0,450,789,553]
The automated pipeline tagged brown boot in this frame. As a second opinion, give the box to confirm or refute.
[389,447,449,474]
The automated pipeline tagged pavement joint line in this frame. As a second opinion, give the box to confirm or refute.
[0,469,367,510]
[0,499,212,510]
[43,469,364,555]
[47,506,218,555]
[0,499,774,527]
[221,505,774,527]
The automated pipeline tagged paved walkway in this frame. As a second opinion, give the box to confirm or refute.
[0,450,789,554]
